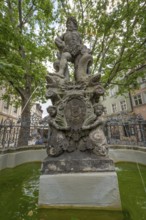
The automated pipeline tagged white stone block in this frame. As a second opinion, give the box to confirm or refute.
[38,172,121,210]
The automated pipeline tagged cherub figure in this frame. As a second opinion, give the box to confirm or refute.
[82,103,108,156]
[82,103,104,130]
[47,106,69,131]
[47,106,69,157]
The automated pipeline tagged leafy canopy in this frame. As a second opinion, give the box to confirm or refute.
[0,0,57,106]
[0,0,146,104]
[57,0,146,93]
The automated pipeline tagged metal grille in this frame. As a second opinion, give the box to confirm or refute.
[105,113,146,146]
[0,114,49,149]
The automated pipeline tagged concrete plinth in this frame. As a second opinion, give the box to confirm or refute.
[38,171,121,210]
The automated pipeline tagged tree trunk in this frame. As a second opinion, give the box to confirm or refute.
[17,97,31,147]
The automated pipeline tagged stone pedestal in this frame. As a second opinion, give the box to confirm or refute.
[41,151,115,174]
[38,151,121,210]
[38,171,121,209]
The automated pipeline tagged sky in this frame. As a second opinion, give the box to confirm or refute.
[40,99,52,118]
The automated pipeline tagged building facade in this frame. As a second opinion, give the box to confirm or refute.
[0,87,43,123]
[101,85,132,117]
[0,88,21,122]
[31,103,43,118]
[101,77,146,120]
[131,77,146,119]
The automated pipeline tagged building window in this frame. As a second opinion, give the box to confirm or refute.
[123,124,135,137]
[123,124,131,137]
[3,99,10,110]
[109,86,119,97]
[143,92,146,103]
[141,76,146,83]
[112,104,117,113]
[13,106,18,113]
[120,100,127,111]
[133,94,143,106]
[103,107,107,115]
[111,125,120,139]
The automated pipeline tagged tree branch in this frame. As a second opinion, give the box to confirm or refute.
[98,32,116,73]
[91,33,99,54]
[125,63,146,78]
[6,0,15,24]
[60,0,70,16]
[21,0,36,26]
[79,0,84,27]
[18,0,23,32]
[92,34,106,74]
[83,0,93,13]
[9,80,25,99]
[92,31,116,74]
[104,45,125,88]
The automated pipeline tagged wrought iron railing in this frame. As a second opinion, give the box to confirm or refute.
[105,113,146,147]
[0,114,49,150]
[1,112,146,151]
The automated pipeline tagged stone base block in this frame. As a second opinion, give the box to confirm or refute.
[38,171,121,210]
[41,151,115,174]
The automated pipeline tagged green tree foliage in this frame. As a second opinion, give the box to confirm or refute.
[57,0,146,93]
[0,0,56,145]
[0,0,146,145]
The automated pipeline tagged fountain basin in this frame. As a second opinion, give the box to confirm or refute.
[0,146,146,210]
[0,160,146,220]
[0,145,146,171]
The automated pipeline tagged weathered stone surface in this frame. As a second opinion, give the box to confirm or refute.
[38,172,121,210]
[54,17,92,81]
[39,17,122,210]
[45,17,108,158]
[64,97,86,130]
[41,151,114,174]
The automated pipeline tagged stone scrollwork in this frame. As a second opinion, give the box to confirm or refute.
[46,17,108,157]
